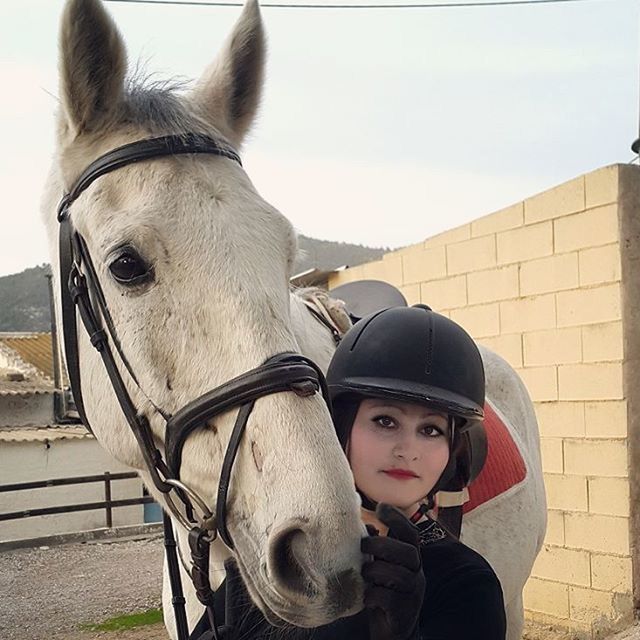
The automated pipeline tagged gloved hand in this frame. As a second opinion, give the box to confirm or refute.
[361,503,425,640]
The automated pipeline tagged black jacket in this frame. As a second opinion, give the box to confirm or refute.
[190,519,506,640]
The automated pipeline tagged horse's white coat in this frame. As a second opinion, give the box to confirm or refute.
[44,0,365,630]
[43,1,545,637]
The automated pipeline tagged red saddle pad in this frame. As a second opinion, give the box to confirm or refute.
[463,402,527,514]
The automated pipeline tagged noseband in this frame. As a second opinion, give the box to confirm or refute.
[56,133,331,640]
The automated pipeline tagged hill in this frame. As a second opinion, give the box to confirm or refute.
[0,236,385,331]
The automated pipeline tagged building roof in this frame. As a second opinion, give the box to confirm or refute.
[0,333,55,380]
[290,266,347,289]
[0,379,53,396]
[0,333,56,396]
[0,425,91,443]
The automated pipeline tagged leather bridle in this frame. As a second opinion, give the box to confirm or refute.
[56,133,332,640]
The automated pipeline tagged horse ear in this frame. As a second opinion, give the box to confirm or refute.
[191,0,265,148]
[58,0,127,138]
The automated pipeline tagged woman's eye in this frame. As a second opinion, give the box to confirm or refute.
[422,425,445,438]
[108,249,153,286]
[373,415,396,429]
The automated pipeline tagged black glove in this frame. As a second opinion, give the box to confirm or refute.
[361,504,425,640]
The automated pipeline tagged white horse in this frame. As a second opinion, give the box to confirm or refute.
[42,1,546,639]
[43,0,365,632]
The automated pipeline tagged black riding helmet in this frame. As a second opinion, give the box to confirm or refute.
[326,304,486,506]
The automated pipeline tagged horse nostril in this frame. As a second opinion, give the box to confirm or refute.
[269,527,317,597]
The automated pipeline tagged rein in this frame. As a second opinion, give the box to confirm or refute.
[56,133,332,640]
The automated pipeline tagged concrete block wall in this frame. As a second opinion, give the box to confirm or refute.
[328,164,640,639]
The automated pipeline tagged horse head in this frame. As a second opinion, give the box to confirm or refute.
[42,0,363,627]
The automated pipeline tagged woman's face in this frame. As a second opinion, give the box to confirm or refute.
[348,398,450,514]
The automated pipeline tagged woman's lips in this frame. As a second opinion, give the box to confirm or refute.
[382,469,419,480]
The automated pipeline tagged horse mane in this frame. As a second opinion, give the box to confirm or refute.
[109,67,222,138]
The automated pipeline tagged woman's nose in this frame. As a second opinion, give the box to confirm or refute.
[393,437,418,460]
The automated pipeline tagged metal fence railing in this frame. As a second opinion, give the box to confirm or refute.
[0,472,153,529]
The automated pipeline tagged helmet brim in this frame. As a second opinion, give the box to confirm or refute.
[329,376,484,422]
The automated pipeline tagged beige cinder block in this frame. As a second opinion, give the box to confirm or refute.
[328,265,366,288]
[564,439,628,478]
[524,176,585,225]
[532,544,590,586]
[585,165,619,209]
[556,283,621,328]
[564,513,629,555]
[471,202,524,238]
[544,473,588,512]
[384,241,423,261]
[363,256,403,286]
[558,363,623,401]
[584,401,627,438]
[402,246,447,285]
[524,577,570,618]
[423,224,471,248]
[497,221,553,265]
[420,275,466,310]
[569,587,633,627]
[517,366,558,402]
[579,244,621,287]
[467,265,519,305]
[554,204,619,254]
[399,284,421,306]
[524,327,582,367]
[582,322,623,364]
[540,437,564,473]
[545,510,565,546]
[446,235,496,276]
[500,294,556,334]
[479,333,523,368]
[588,477,629,517]
[535,401,585,438]
[590,553,632,593]
[520,253,579,297]
[449,303,500,339]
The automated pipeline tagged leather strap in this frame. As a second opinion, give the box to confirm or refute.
[57,134,241,222]
[216,401,255,549]
[163,512,191,640]
[165,354,328,474]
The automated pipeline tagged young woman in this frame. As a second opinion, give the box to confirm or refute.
[190,304,506,640]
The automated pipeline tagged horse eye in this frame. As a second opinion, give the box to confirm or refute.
[108,248,153,286]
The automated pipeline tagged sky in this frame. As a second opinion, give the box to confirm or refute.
[1,0,638,277]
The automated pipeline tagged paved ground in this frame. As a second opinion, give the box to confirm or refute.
[0,535,168,640]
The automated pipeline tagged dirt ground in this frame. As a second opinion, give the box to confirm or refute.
[53,625,167,640]
[0,535,169,640]
[2,533,640,640]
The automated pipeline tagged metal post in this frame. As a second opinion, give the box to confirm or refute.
[104,472,113,529]
[46,273,66,423]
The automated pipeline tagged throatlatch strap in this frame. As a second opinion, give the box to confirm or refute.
[163,512,190,640]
